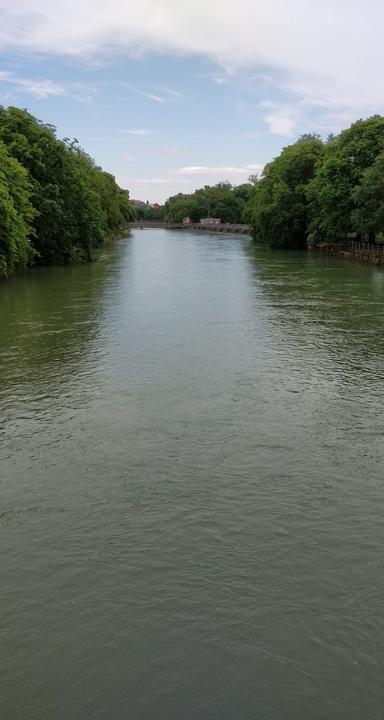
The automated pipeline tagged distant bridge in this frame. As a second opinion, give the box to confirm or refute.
[130,221,251,235]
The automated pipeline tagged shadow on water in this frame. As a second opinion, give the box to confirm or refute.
[0,236,134,456]
[0,237,133,397]
[245,242,384,369]
[242,239,384,488]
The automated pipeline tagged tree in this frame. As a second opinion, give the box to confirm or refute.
[0,106,133,272]
[308,116,384,242]
[0,141,35,278]
[163,182,254,224]
[234,184,256,223]
[215,194,242,223]
[353,152,384,240]
[165,194,195,223]
[134,202,165,222]
[248,174,259,185]
[250,135,324,249]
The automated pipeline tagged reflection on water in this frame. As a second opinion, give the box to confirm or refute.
[251,244,384,360]
[1,230,384,720]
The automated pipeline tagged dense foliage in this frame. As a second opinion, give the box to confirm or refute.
[164,181,255,224]
[0,141,35,278]
[159,118,384,250]
[251,135,324,249]
[133,200,165,222]
[0,106,133,278]
[251,116,384,249]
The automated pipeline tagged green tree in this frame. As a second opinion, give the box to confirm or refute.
[308,116,384,242]
[163,181,254,224]
[234,183,256,223]
[0,106,133,271]
[134,202,165,222]
[251,135,324,249]
[353,152,384,240]
[215,193,242,223]
[164,194,195,223]
[0,141,35,278]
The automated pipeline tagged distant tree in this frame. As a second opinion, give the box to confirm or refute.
[135,202,165,221]
[165,195,195,223]
[163,181,255,225]
[215,193,242,223]
[189,195,208,222]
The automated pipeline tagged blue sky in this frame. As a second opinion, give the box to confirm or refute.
[0,1,382,202]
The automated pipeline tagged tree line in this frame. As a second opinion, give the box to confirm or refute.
[138,181,255,225]
[5,109,383,279]
[0,106,134,279]
[139,115,384,251]
[250,115,384,249]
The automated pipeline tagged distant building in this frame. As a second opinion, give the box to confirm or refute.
[200,218,221,225]
[183,216,191,224]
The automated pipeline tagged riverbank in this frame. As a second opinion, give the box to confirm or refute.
[316,241,384,265]
[130,221,250,234]
[0,225,132,282]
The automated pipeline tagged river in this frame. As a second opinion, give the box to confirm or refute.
[1,229,384,719]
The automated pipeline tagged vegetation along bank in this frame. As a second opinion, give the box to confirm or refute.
[138,115,384,262]
[250,115,384,253]
[0,106,134,279]
[3,108,384,279]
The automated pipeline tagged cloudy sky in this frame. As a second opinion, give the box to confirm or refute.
[0,0,382,201]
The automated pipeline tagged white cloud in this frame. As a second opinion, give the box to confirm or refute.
[259,101,299,137]
[264,112,296,137]
[120,162,264,202]
[134,177,170,184]
[123,84,183,104]
[199,72,230,85]
[69,81,99,103]
[0,70,98,101]
[140,91,165,103]
[0,70,66,98]
[122,129,157,136]
[176,163,263,176]
[127,166,262,202]
[159,87,184,100]
[0,0,383,120]
[121,173,259,203]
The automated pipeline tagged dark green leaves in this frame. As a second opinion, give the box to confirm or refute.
[251,135,324,249]
[0,106,134,277]
[0,141,35,278]
[250,117,384,249]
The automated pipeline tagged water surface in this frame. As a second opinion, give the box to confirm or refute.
[2,229,384,719]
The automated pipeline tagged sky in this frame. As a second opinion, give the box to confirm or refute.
[0,0,383,202]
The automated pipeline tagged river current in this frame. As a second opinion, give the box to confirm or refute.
[1,229,384,719]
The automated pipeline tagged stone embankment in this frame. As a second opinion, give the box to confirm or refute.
[317,241,384,265]
[130,221,250,234]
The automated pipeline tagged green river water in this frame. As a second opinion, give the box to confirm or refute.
[1,229,384,719]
